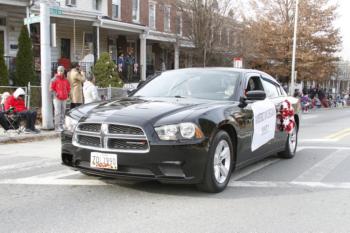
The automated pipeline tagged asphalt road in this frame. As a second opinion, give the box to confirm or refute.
[1,107,350,233]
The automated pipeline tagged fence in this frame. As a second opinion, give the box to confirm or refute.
[0,83,128,110]
[97,85,128,101]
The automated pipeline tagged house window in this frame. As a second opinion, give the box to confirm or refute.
[93,0,102,11]
[149,2,156,29]
[61,38,71,59]
[176,12,182,36]
[132,0,140,22]
[65,0,76,7]
[0,17,6,26]
[112,0,121,19]
[164,5,171,32]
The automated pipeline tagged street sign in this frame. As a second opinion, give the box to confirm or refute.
[233,57,243,68]
[50,7,63,16]
[24,15,40,25]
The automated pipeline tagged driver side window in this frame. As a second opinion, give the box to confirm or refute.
[246,76,264,93]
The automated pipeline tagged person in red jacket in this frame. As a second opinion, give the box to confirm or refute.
[2,88,39,133]
[51,66,71,132]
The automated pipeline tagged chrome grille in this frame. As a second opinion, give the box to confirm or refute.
[78,123,101,133]
[108,124,144,135]
[77,135,101,147]
[73,123,149,153]
[107,138,148,150]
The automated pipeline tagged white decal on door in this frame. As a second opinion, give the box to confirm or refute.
[251,99,276,151]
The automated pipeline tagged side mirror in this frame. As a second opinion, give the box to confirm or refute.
[239,90,266,108]
[246,90,266,101]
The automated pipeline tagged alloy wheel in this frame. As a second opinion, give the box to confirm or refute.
[213,140,231,184]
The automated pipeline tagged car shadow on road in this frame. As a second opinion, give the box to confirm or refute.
[99,173,328,200]
[90,151,342,199]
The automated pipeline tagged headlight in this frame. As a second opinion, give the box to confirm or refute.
[64,116,78,132]
[155,123,204,141]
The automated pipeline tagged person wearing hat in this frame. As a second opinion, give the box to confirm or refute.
[51,66,71,132]
[2,88,39,133]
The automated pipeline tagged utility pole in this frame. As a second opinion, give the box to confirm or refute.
[290,0,299,96]
[140,33,147,81]
[40,0,54,129]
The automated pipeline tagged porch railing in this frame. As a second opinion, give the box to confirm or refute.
[0,83,128,110]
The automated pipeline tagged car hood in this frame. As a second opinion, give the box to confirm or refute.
[80,97,227,126]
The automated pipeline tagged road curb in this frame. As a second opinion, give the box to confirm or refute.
[0,131,60,144]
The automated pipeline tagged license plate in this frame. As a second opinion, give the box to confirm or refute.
[90,152,118,170]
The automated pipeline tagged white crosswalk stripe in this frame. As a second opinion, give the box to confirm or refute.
[1,147,350,187]
[228,181,350,189]
[0,159,59,172]
[0,178,107,186]
[293,149,349,182]
[24,169,80,179]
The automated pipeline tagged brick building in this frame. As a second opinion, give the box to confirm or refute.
[1,0,244,83]
[104,0,194,79]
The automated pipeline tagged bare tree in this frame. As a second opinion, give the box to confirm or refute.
[178,0,233,67]
[242,0,341,82]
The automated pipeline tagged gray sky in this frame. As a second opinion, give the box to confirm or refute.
[336,0,350,61]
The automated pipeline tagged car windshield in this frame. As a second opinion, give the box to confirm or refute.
[133,69,240,101]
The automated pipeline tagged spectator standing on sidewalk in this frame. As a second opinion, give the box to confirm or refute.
[317,87,328,108]
[125,51,135,83]
[117,53,125,81]
[344,92,349,106]
[68,63,85,109]
[51,66,70,132]
[83,74,100,104]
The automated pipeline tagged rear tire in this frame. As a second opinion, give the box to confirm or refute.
[279,125,298,159]
[197,131,234,193]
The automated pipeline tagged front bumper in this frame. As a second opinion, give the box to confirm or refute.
[61,133,209,184]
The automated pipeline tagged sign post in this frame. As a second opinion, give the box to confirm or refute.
[50,7,63,16]
[233,57,243,68]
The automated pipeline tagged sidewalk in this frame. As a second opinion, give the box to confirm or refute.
[0,126,60,144]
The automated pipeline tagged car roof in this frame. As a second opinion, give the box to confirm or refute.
[164,67,279,84]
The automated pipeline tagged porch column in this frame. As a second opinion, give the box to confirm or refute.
[97,26,100,59]
[40,0,54,129]
[73,19,76,60]
[174,42,179,69]
[93,26,98,63]
[140,33,147,81]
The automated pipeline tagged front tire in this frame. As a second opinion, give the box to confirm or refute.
[279,125,298,159]
[197,131,234,193]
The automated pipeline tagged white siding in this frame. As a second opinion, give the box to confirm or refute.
[51,18,93,62]
[55,0,108,16]
[0,5,26,57]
